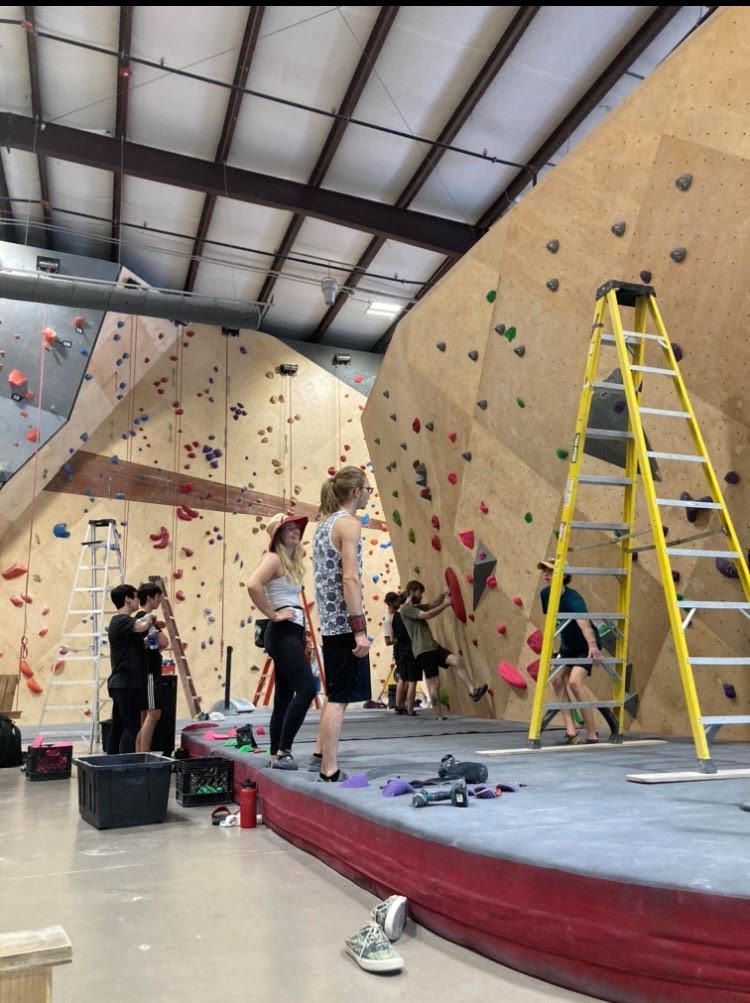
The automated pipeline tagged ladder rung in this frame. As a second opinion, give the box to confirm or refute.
[570,521,631,532]
[579,475,633,486]
[665,548,739,559]
[45,679,97,687]
[565,567,628,576]
[601,334,641,347]
[544,700,622,710]
[620,330,665,343]
[550,658,623,667]
[557,612,626,621]
[591,381,625,392]
[690,657,750,666]
[656,498,722,510]
[677,601,750,610]
[702,716,750,725]
[73,586,105,593]
[585,428,633,440]
[630,364,676,376]
[645,451,705,463]
[40,703,93,712]
[637,406,691,418]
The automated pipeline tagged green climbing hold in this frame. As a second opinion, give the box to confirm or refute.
[486,290,497,303]
[392,490,399,498]
[524,512,533,523]
[553,530,559,539]
[516,398,525,408]
[504,326,516,343]
[556,448,569,459]
[408,528,416,544]
[392,511,402,526]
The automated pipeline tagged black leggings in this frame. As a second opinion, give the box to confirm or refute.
[110,688,142,754]
[264,620,317,755]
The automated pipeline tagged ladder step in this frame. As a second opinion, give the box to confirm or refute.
[656,498,722,510]
[565,567,628,577]
[690,657,750,666]
[665,548,739,559]
[591,380,625,392]
[702,716,750,726]
[557,612,626,621]
[619,330,665,344]
[570,521,631,532]
[677,600,750,610]
[645,451,705,463]
[45,678,97,687]
[73,586,106,593]
[551,657,624,666]
[629,364,676,376]
[544,700,622,710]
[638,406,691,418]
[579,475,633,486]
[585,428,633,440]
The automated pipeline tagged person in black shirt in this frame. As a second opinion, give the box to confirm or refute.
[383,592,421,716]
[106,583,154,754]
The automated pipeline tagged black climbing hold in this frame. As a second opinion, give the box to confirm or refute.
[546,278,559,292]
[716,557,738,579]
[675,173,693,191]
[373,437,381,445]
[513,345,525,357]
[495,324,506,336]
[724,470,740,485]
[546,239,559,253]
[640,270,652,283]
[390,414,397,421]
[670,247,687,263]
[462,452,472,461]
[425,422,434,431]
[672,343,683,362]
[724,683,737,700]
[611,221,626,237]
[400,443,407,450]
[382,390,390,398]
[437,342,446,352]
[468,350,479,361]
[476,400,488,410]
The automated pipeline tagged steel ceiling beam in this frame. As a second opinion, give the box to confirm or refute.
[111,5,134,262]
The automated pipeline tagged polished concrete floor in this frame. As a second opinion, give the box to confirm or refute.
[1,726,606,1003]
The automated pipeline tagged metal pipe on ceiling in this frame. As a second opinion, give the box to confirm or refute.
[0,269,269,330]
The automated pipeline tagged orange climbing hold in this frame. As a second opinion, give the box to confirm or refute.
[19,659,34,678]
[26,677,43,694]
[1,562,27,580]
[8,369,27,387]
[10,595,24,608]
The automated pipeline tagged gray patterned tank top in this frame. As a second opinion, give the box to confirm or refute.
[312,510,362,636]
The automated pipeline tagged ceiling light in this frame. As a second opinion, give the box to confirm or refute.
[365,300,402,318]
[321,277,339,306]
[279,364,298,376]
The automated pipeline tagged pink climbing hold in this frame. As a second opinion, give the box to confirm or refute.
[479,501,489,514]
[459,530,475,549]
[526,659,540,681]
[448,432,457,443]
[42,327,57,347]
[512,596,523,607]
[496,624,506,635]
[486,574,497,589]
[527,628,543,654]
[431,515,440,529]
[447,472,458,485]
[497,662,527,690]
[430,535,441,552]
[466,574,474,584]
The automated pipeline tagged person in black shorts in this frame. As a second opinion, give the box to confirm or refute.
[383,592,421,716]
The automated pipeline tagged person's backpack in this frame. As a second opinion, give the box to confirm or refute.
[254,619,270,649]
[0,714,23,768]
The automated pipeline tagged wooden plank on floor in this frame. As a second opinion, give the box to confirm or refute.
[477,739,667,757]
[626,767,750,784]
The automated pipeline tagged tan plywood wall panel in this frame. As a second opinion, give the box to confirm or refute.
[362,7,750,739]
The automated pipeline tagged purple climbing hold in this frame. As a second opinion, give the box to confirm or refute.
[640,270,652,284]
[672,343,683,362]
[723,683,737,700]
[716,557,739,579]
[725,471,740,485]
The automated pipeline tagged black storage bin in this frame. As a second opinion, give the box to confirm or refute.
[75,753,172,829]
[175,756,234,807]
[25,744,73,781]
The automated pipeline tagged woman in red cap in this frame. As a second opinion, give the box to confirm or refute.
[247,512,317,769]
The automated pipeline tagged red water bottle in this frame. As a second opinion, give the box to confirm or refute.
[239,779,257,829]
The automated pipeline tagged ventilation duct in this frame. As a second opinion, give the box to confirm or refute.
[0,270,269,330]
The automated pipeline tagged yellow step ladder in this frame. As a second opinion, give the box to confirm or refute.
[528,280,750,773]
[37,518,125,750]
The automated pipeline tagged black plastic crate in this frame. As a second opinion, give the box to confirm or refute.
[75,753,172,829]
[175,756,234,806]
[25,744,73,781]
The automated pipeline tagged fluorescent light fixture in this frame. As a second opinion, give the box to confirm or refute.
[366,300,402,318]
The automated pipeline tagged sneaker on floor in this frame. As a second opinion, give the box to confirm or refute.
[564,734,580,745]
[307,753,323,772]
[471,683,488,702]
[344,921,404,973]
[319,769,348,783]
[370,895,408,942]
[271,752,298,770]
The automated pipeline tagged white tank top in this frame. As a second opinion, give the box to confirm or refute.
[264,576,304,627]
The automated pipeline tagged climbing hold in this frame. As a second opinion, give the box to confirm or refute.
[462,452,472,461]
[2,562,27,580]
[447,472,458,485]
[382,390,390,398]
[53,523,71,539]
[672,570,681,584]
[392,511,402,526]
[675,173,693,191]
[497,624,506,635]
[546,239,559,253]
[327,466,337,476]
[389,414,397,421]
[431,515,440,529]
[672,343,683,362]
[486,575,497,589]
[408,528,416,544]
[444,567,467,623]
[516,398,525,408]
[436,342,446,352]
[497,662,527,690]
[477,400,488,409]
[611,221,626,237]
[374,437,381,446]
[640,270,652,283]
[503,326,516,343]
[479,501,488,514]
[725,471,740,485]
[723,683,737,699]
[448,432,457,442]
[466,574,474,584]
[670,247,687,263]
[527,629,543,654]
[425,422,434,431]
[26,678,43,694]
[556,448,569,459]
[430,535,441,552]
[400,442,407,450]
[468,350,479,361]
[512,596,523,607]
[526,659,540,682]
[149,526,169,541]
[513,345,525,357]
[546,279,559,292]
[459,531,475,549]
[524,512,533,523]
[486,290,497,303]
[392,489,399,498]
[716,557,738,579]
[412,418,421,433]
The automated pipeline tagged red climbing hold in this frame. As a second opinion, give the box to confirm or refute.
[459,530,475,549]
[496,624,506,635]
[19,659,34,678]
[448,432,457,443]
[444,567,466,623]
[526,659,540,681]
[431,515,440,529]
[2,562,27,580]
[412,418,421,433]
[431,535,441,552]
[479,501,489,514]
[26,678,43,694]
[447,472,458,485]
[486,574,497,589]
[512,596,523,607]
[527,629,543,654]
[8,369,27,387]
[497,662,527,690]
